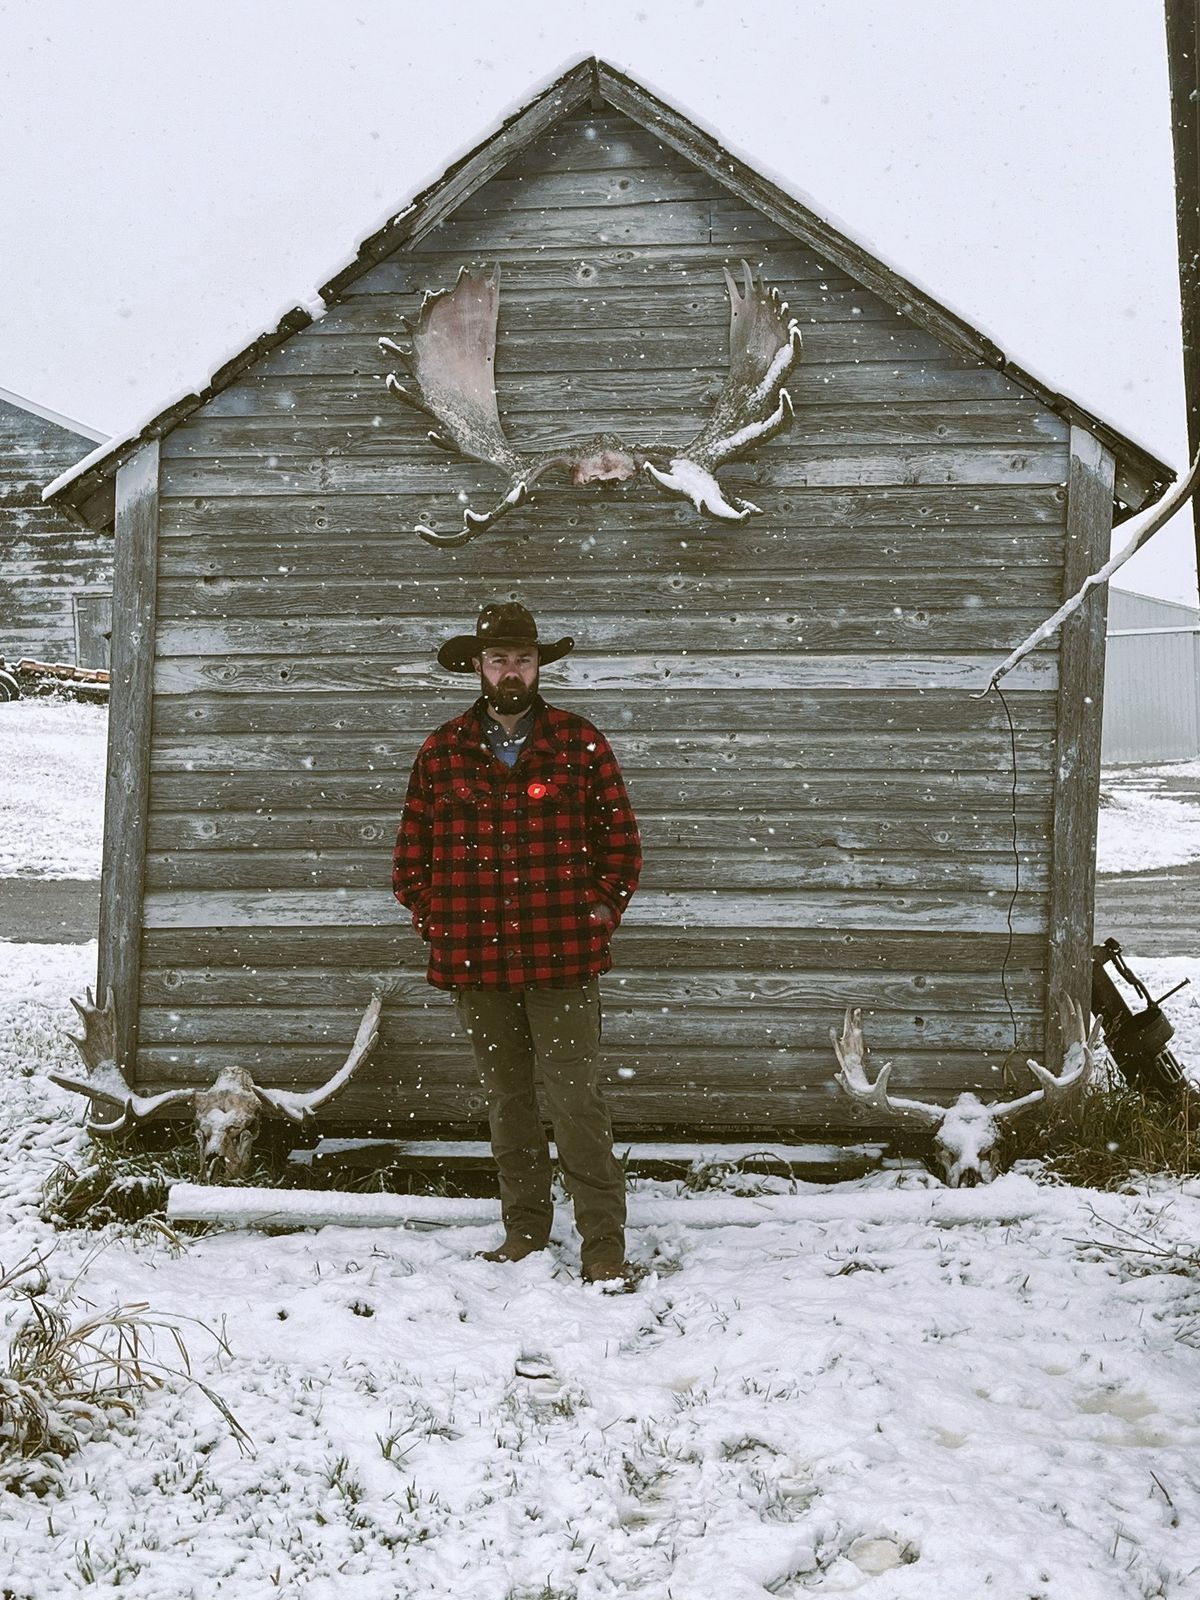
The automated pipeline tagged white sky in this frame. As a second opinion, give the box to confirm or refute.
[1,0,1195,604]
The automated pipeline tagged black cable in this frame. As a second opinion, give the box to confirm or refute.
[991,680,1022,1058]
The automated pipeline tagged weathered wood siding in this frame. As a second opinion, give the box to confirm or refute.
[0,397,111,666]
[135,109,1085,1135]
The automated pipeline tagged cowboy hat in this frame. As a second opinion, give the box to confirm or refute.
[437,602,575,674]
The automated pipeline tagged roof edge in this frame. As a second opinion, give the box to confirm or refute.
[0,383,107,443]
[45,53,1174,530]
[592,60,1174,512]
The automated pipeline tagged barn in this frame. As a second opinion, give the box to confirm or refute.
[44,59,1174,1143]
[1,386,108,670]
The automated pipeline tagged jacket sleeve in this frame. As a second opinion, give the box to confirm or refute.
[392,744,435,936]
[585,730,641,929]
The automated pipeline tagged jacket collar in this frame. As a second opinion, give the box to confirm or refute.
[457,695,564,761]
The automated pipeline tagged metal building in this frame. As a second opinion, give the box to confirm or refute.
[1102,587,1200,765]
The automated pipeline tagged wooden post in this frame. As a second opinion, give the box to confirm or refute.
[97,441,160,1081]
[1046,426,1115,1064]
[1165,0,1200,602]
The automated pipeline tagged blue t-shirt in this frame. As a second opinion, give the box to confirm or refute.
[482,705,536,768]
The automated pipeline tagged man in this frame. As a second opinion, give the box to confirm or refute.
[393,602,642,1286]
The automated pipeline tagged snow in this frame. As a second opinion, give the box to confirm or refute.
[5,947,1200,1596]
[168,1175,1053,1231]
[40,430,131,501]
[0,698,107,877]
[1097,767,1200,874]
[4,711,1200,1595]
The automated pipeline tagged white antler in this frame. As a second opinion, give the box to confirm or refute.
[644,261,802,518]
[991,995,1100,1122]
[253,993,383,1123]
[52,987,194,1131]
[830,1007,943,1126]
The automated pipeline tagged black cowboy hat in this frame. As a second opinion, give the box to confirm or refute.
[437,602,575,674]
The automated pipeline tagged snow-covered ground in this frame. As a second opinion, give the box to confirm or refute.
[1098,763,1200,875]
[4,939,1200,1598]
[0,698,106,877]
[3,708,1200,1598]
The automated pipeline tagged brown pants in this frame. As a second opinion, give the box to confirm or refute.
[455,982,625,1267]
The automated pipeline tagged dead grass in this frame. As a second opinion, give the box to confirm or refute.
[1015,1081,1199,1188]
[0,1246,250,1494]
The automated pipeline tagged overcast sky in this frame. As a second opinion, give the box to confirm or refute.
[1,0,1194,603]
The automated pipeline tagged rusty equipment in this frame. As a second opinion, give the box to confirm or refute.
[1091,938,1190,1099]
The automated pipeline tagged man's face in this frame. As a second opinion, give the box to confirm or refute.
[475,646,539,715]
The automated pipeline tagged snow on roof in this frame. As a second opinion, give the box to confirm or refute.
[42,57,1174,527]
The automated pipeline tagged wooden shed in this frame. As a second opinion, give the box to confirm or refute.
[1,387,109,668]
[46,59,1173,1142]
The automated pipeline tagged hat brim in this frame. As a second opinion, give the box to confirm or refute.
[437,635,575,673]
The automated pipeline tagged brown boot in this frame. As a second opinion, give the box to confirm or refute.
[581,1253,638,1291]
[476,1234,548,1264]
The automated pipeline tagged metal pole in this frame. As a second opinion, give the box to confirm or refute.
[1165,0,1200,602]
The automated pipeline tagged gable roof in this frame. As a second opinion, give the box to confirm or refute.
[0,384,107,445]
[44,56,1173,532]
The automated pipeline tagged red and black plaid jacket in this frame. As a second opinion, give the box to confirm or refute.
[393,697,642,990]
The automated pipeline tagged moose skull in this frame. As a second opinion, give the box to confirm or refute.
[53,989,382,1181]
[831,999,1101,1187]
[192,1067,265,1180]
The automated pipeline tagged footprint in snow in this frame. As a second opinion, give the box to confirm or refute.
[767,1532,919,1592]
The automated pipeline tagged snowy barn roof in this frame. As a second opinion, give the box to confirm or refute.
[43,56,1173,532]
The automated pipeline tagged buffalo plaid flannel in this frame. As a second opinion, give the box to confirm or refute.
[393,696,642,990]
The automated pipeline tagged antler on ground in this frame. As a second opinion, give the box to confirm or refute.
[830,1006,943,1126]
[51,987,193,1132]
[830,999,1102,1187]
[380,260,802,544]
[253,993,382,1123]
[53,991,385,1180]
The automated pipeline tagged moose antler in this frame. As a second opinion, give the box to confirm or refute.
[643,261,802,518]
[831,1007,943,1126]
[830,1000,1101,1186]
[1019,995,1103,1107]
[51,986,193,1132]
[53,991,384,1179]
[252,992,382,1123]
[379,260,801,546]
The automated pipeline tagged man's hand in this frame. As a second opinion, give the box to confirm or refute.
[588,900,617,931]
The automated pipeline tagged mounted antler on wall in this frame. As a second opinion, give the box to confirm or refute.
[52,988,383,1181]
[379,261,802,546]
[831,998,1101,1188]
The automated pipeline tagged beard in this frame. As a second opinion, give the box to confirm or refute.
[483,669,538,716]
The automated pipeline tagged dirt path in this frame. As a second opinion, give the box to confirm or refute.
[1094,864,1199,957]
[0,879,99,943]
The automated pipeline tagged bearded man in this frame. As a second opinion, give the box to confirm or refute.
[392,603,642,1287]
